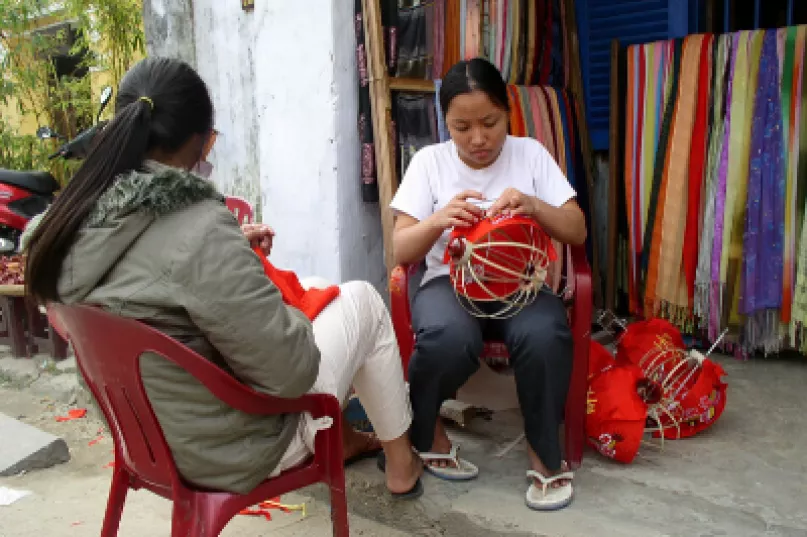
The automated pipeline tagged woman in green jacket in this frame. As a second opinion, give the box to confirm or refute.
[23,57,422,498]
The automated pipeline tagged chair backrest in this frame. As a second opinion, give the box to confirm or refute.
[47,303,262,494]
[225,196,254,224]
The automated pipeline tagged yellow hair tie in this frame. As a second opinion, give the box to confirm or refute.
[139,96,154,110]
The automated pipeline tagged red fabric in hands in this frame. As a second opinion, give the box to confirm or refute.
[252,246,340,321]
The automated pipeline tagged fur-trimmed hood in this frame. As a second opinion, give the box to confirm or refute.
[23,160,224,303]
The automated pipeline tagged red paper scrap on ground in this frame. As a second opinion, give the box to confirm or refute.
[238,497,296,521]
[55,408,87,422]
[88,435,103,446]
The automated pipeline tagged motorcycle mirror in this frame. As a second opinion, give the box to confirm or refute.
[36,126,56,140]
[97,86,113,122]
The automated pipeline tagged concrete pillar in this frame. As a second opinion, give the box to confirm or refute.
[144,0,385,290]
[142,0,197,67]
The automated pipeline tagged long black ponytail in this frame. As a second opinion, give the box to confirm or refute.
[25,57,214,302]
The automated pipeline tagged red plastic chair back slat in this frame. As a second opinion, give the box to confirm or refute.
[225,196,254,225]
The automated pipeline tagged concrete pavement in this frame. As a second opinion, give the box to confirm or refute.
[1,350,805,536]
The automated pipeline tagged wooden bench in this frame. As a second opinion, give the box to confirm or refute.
[0,284,68,359]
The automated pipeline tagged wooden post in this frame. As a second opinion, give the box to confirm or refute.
[606,40,623,312]
[562,0,601,309]
[361,0,399,277]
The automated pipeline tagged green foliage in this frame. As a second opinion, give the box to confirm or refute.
[0,0,144,184]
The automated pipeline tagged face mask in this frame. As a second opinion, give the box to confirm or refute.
[193,159,214,179]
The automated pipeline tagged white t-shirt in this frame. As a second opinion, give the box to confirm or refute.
[390,135,577,286]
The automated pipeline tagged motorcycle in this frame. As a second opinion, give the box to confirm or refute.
[0,85,113,254]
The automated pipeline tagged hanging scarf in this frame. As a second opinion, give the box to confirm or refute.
[793,26,807,349]
[434,79,450,142]
[525,0,538,84]
[742,30,786,353]
[502,0,513,81]
[465,0,481,59]
[459,0,467,57]
[432,0,445,79]
[496,0,507,71]
[624,44,640,313]
[508,85,528,136]
[796,206,807,352]
[508,0,521,83]
[642,39,683,312]
[653,35,704,323]
[517,86,536,137]
[527,86,546,143]
[695,36,729,324]
[487,0,497,63]
[709,34,739,342]
[797,26,807,259]
[726,31,764,331]
[547,89,567,174]
[781,26,800,327]
[444,0,462,77]
[682,35,714,315]
[541,86,561,162]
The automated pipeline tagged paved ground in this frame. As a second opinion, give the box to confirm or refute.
[1,351,806,536]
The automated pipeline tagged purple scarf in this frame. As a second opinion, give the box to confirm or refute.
[709,34,738,342]
[741,30,786,349]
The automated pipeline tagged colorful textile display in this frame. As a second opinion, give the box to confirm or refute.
[373,0,569,85]
[622,26,807,356]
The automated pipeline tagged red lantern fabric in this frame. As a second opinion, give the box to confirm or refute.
[443,215,556,301]
[586,363,648,464]
[588,340,616,380]
[653,356,727,439]
[615,318,685,366]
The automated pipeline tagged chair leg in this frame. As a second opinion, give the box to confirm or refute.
[171,500,194,537]
[328,475,350,537]
[325,423,349,537]
[100,467,129,537]
[173,497,228,537]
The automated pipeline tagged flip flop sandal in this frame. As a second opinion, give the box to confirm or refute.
[525,469,575,511]
[419,445,479,481]
[376,452,424,500]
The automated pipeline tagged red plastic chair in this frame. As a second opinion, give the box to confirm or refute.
[47,303,348,537]
[225,196,254,225]
[389,243,592,470]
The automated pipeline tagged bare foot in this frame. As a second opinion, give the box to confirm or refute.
[527,446,571,489]
[342,423,381,463]
[384,449,423,494]
[425,419,456,470]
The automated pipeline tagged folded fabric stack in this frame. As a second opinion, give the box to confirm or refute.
[621,27,807,356]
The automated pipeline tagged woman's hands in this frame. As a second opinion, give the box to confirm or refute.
[488,187,587,245]
[427,190,487,230]
[242,223,275,256]
[486,187,538,219]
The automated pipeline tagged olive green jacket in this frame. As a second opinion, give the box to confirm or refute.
[23,161,320,494]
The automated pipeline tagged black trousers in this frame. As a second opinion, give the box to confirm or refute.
[408,276,573,472]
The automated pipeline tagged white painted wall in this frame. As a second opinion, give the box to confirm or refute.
[144,0,385,291]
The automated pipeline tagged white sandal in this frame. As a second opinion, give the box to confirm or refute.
[418,445,479,481]
[525,467,575,511]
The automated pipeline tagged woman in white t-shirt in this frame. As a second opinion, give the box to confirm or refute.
[390,58,587,511]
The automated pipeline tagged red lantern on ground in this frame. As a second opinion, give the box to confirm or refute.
[585,362,648,464]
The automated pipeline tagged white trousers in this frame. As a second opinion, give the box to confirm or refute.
[270,280,412,476]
